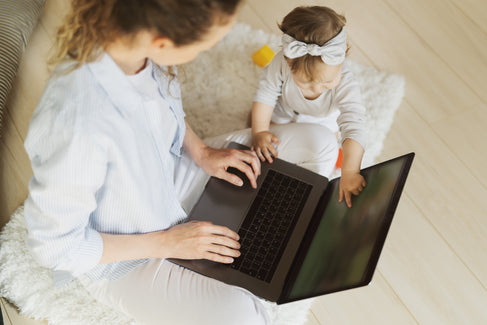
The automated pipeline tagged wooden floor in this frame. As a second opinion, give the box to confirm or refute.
[1,0,487,324]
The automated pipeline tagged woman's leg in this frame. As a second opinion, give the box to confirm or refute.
[81,259,269,325]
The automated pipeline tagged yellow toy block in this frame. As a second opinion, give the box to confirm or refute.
[252,45,275,67]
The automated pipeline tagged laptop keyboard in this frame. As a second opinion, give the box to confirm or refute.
[231,170,312,282]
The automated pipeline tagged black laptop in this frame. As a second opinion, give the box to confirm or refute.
[170,142,414,304]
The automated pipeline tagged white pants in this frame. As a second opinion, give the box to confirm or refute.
[81,124,338,325]
[272,101,341,133]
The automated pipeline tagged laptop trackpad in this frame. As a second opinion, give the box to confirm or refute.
[187,167,256,232]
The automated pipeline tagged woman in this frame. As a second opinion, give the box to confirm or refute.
[24,0,337,324]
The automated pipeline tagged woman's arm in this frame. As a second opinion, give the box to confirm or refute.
[100,121,262,264]
[99,221,241,264]
[24,130,108,277]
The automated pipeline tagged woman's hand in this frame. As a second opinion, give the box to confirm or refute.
[100,221,240,264]
[251,131,279,163]
[157,221,241,264]
[182,121,261,188]
[197,146,261,188]
[339,171,366,208]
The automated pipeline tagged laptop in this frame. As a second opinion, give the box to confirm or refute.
[170,142,414,304]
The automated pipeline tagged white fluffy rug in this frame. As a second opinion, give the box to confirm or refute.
[0,23,404,325]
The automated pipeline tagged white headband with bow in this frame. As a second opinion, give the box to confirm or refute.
[282,28,347,66]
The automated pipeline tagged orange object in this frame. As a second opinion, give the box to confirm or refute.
[252,45,275,67]
[335,148,343,168]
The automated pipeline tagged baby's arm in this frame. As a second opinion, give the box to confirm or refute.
[339,138,366,207]
[334,65,368,207]
[251,52,287,162]
[251,101,279,162]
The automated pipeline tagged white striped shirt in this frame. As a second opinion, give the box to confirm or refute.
[24,53,187,285]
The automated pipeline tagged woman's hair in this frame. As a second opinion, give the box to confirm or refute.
[279,6,350,81]
[50,0,242,68]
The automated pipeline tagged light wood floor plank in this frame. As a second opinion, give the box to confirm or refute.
[246,0,328,35]
[303,311,321,325]
[378,194,487,324]
[246,0,481,123]
[346,41,376,67]
[384,0,487,105]
[449,0,487,35]
[430,103,487,189]
[311,271,417,324]
[0,298,13,325]
[236,2,272,33]
[0,299,46,325]
[380,101,487,287]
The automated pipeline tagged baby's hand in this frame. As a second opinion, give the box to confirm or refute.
[251,131,279,163]
[339,171,366,208]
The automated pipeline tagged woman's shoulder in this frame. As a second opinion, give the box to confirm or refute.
[29,62,111,140]
[48,60,101,97]
[40,62,91,106]
[43,61,110,111]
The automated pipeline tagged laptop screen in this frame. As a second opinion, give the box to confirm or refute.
[286,154,412,301]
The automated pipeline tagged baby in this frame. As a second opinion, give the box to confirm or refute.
[251,6,367,207]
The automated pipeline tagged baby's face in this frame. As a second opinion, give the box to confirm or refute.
[292,63,342,99]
